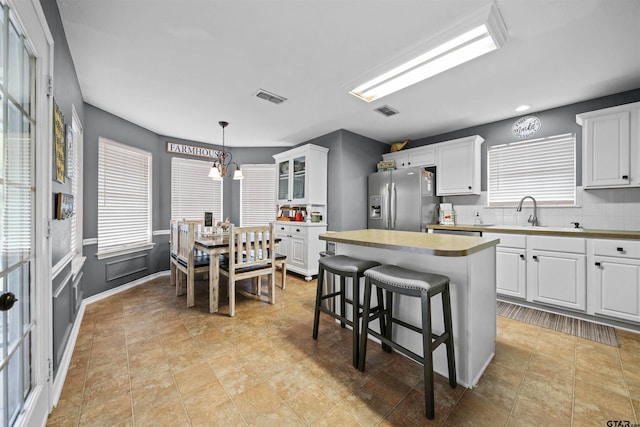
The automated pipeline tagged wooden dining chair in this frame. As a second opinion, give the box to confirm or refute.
[169,220,180,290]
[175,222,210,306]
[220,223,276,317]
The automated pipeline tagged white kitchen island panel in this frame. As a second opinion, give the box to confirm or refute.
[320,229,499,388]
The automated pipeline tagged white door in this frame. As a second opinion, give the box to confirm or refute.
[593,257,640,323]
[0,0,52,426]
[496,248,527,299]
[528,250,586,311]
[584,111,630,187]
[436,140,475,195]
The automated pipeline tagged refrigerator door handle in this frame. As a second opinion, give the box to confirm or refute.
[385,183,390,229]
[390,182,396,229]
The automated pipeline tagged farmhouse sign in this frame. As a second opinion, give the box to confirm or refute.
[167,141,221,159]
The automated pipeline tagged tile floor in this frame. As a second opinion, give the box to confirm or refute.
[46,273,640,426]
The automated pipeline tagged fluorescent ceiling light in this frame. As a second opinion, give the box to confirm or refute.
[349,4,508,103]
[515,105,531,112]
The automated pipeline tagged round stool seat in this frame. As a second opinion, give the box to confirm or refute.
[364,265,449,293]
[319,255,380,275]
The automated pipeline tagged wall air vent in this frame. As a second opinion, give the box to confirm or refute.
[255,89,287,105]
[374,105,399,117]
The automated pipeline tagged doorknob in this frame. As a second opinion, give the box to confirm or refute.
[0,292,17,311]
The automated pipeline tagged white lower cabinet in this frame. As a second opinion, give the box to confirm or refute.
[590,239,640,323]
[528,249,586,311]
[490,232,640,325]
[527,236,587,312]
[496,248,527,299]
[485,233,526,299]
[275,222,326,280]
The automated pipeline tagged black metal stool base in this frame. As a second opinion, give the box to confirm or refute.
[358,265,457,420]
[312,255,381,368]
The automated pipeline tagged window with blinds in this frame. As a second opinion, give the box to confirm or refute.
[98,138,152,256]
[488,133,576,207]
[240,164,276,226]
[171,157,223,222]
[69,124,79,255]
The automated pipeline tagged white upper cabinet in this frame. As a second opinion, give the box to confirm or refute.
[273,144,328,205]
[381,135,483,196]
[382,146,435,168]
[436,135,484,196]
[577,101,640,189]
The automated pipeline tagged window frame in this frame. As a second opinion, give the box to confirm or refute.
[97,137,153,259]
[170,156,223,223]
[487,133,577,207]
[239,164,276,226]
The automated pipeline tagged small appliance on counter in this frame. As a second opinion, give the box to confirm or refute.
[439,203,455,225]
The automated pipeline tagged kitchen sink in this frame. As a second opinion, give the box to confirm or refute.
[485,225,584,232]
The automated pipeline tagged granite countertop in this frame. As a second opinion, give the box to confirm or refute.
[319,229,499,257]
[426,223,640,240]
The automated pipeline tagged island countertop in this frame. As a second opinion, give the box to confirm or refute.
[319,229,499,257]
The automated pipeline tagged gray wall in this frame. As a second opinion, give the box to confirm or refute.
[40,0,84,266]
[287,130,387,231]
[408,88,640,191]
[40,0,86,378]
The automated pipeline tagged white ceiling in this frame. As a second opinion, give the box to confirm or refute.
[56,0,640,148]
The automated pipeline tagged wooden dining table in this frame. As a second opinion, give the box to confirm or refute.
[193,232,281,314]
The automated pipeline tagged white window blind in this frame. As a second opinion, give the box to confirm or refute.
[2,125,33,255]
[69,125,78,255]
[488,133,576,207]
[240,164,276,226]
[98,138,152,254]
[171,157,223,222]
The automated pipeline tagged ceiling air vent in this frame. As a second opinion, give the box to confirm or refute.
[374,105,399,117]
[255,89,287,105]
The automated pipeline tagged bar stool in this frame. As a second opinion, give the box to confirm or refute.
[312,255,381,368]
[358,264,456,419]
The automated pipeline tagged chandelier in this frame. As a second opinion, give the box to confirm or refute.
[208,121,243,180]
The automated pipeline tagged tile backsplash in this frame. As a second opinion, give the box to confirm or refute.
[443,187,640,231]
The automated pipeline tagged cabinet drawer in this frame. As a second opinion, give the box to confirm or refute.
[528,236,586,254]
[484,232,525,248]
[275,224,291,236]
[593,239,640,259]
[289,225,309,237]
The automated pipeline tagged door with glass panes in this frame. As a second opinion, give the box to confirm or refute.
[0,0,52,425]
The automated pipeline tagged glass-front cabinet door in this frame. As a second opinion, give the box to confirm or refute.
[277,155,307,203]
[292,156,306,201]
[277,160,289,202]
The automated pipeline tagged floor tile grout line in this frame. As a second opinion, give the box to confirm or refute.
[570,334,577,427]
[75,307,98,427]
[123,302,137,426]
[503,327,539,426]
[617,343,639,424]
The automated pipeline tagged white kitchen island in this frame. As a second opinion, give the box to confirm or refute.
[319,229,499,388]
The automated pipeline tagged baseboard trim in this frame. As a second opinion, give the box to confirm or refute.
[50,270,170,409]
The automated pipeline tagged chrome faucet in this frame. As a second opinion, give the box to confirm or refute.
[516,196,538,226]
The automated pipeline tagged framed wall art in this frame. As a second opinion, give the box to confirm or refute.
[53,101,65,183]
[55,192,74,220]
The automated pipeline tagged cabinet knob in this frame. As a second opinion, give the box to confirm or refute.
[532,255,538,261]
[296,229,300,232]
[617,247,624,252]
[519,254,525,260]
[468,186,472,190]
[622,175,629,180]
[595,261,602,267]
[407,162,411,165]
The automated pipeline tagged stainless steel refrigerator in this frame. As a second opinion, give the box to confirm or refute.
[368,166,441,231]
